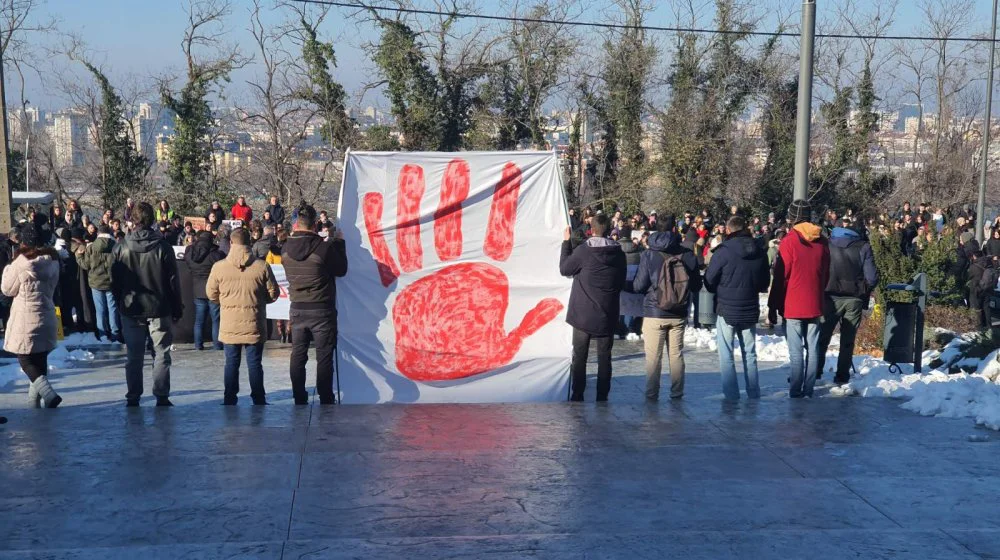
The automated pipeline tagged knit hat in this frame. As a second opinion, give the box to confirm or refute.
[787,199,812,224]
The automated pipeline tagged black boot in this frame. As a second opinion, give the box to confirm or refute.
[156,397,174,407]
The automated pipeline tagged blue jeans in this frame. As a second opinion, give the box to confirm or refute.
[786,318,821,398]
[91,289,120,340]
[223,342,265,403]
[716,316,760,400]
[193,298,222,350]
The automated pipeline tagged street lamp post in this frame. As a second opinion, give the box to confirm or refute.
[793,0,817,203]
[977,0,998,244]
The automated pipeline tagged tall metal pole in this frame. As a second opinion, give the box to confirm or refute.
[23,100,29,193]
[793,0,817,202]
[0,56,14,232]
[977,0,998,245]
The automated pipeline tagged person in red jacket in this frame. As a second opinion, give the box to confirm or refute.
[769,200,830,398]
[231,196,253,223]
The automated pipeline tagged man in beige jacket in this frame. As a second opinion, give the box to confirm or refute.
[207,228,280,405]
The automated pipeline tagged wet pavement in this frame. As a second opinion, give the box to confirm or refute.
[0,340,998,558]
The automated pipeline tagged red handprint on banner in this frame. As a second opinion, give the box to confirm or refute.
[363,159,564,382]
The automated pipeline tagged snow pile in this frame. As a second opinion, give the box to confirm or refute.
[0,333,105,388]
[684,328,717,351]
[830,343,1000,431]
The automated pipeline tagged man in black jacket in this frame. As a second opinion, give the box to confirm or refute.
[816,225,879,384]
[111,202,183,407]
[633,216,702,400]
[283,203,348,405]
[265,196,285,227]
[559,213,626,402]
[704,216,770,400]
[185,231,225,350]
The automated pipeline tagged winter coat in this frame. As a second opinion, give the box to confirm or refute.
[252,234,275,260]
[985,237,1000,258]
[230,203,253,222]
[185,235,225,300]
[770,223,830,320]
[205,207,226,226]
[703,231,770,326]
[969,260,987,309]
[206,244,279,345]
[619,238,642,266]
[111,228,183,320]
[283,231,347,310]
[265,204,285,227]
[78,234,115,291]
[632,231,702,320]
[1,251,60,355]
[825,227,878,299]
[559,237,627,336]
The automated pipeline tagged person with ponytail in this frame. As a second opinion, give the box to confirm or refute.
[1,223,62,408]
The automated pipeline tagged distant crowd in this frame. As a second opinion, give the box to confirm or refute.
[561,199,1000,403]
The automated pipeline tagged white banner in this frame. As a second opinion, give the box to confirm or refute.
[266,264,290,320]
[337,151,572,403]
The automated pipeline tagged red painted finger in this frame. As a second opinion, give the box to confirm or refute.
[484,162,522,262]
[363,192,400,287]
[506,298,564,345]
[434,159,470,262]
[397,164,425,272]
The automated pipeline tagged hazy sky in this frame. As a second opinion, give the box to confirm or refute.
[16,0,1000,110]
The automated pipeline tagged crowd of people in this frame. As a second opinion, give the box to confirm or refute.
[562,199,1000,402]
[2,188,998,410]
[1,197,346,408]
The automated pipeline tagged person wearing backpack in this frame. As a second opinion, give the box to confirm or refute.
[703,216,771,401]
[770,200,830,398]
[632,216,701,400]
[559,213,627,401]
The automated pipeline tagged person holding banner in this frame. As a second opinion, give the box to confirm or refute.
[559,213,626,402]
[206,228,280,405]
[283,203,347,405]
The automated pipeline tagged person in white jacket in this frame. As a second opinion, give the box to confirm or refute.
[1,223,62,408]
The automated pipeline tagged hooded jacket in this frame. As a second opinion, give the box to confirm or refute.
[1,251,60,355]
[618,238,642,266]
[282,231,347,310]
[252,234,275,260]
[770,223,830,320]
[185,234,225,300]
[111,228,183,319]
[559,237,627,336]
[703,231,770,325]
[632,231,702,319]
[78,234,115,291]
[826,227,878,299]
[206,244,280,345]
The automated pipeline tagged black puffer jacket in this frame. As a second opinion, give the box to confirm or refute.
[111,228,182,319]
[282,231,347,310]
[619,238,642,266]
[703,231,770,325]
[559,237,627,336]
[185,233,225,300]
[252,234,275,260]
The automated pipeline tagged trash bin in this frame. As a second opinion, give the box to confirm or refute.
[697,288,716,327]
[882,273,928,372]
[883,300,916,365]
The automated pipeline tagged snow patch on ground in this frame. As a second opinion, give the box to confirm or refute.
[830,338,1000,430]
[0,335,103,388]
[685,326,836,366]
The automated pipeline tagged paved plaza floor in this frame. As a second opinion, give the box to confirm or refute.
[1,340,1000,558]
